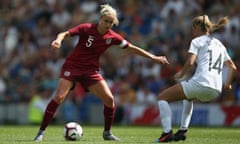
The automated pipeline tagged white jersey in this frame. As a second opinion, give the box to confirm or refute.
[188,35,231,92]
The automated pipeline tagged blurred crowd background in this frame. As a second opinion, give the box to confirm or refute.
[0,0,239,124]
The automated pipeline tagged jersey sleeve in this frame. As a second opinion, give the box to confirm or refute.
[111,32,130,49]
[188,39,199,55]
[223,48,231,62]
[68,24,89,36]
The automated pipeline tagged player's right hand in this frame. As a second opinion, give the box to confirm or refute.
[51,40,61,49]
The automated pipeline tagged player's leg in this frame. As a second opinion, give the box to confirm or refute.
[180,100,193,130]
[173,80,220,141]
[174,100,193,141]
[156,83,186,142]
[34,78,73,142]
[88,80,120,141]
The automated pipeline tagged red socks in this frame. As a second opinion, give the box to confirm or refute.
[104,105,115,131]
[40,99,59,131]
[39,101,115,132]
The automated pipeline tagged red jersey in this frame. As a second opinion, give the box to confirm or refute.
[65,23,129,72]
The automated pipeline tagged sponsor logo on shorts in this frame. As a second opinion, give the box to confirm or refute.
[64,71,71,77]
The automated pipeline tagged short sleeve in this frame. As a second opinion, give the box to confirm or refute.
[223,48,231,62]
[111,32,130,49]
[68,24,89,36]
[188,39,199,55]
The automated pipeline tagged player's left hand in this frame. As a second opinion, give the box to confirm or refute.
[153,56,169,64]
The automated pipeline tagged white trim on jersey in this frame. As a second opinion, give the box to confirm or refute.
[119,40,128,48]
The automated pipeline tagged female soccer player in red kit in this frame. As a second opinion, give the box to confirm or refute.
[34,4,169,142]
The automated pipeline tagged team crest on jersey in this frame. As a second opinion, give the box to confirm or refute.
[64,71,71,77]
[106,38,112,45]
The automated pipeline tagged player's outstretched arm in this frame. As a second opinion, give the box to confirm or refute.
[51,31,70,49]
[125,44,169,65]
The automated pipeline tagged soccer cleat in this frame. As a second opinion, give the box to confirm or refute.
[103,131,121,141]
[33,130,44,142]
[156,130,174,143]
[174,129,187,141]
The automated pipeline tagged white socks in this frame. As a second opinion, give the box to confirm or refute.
[180,100,193,130]
[158,100,193,132]
[158,100,172,133]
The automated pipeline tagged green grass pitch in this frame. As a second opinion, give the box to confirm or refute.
[0,125,239,144]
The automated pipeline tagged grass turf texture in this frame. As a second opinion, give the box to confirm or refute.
[0,125,239,144]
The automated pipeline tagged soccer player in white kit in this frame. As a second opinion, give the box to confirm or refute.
[156,15,237,143]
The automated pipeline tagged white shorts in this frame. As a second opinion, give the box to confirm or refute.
[181,79,220,102]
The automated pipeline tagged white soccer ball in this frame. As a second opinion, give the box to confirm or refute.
[63,122,83,141]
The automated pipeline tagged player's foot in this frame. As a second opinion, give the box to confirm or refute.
[103,131,120,141]
[33,130,44,142]
[156,130,173,143]
[174,129,187,141]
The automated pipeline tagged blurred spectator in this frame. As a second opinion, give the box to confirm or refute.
[136,84,156,105]
[1,22,19,57]
[0,77,6,101]
[51,2,71,31]
[28,85,51,124]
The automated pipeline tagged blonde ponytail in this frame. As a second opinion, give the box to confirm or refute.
[192,15,229,33]
[210,17,229,33]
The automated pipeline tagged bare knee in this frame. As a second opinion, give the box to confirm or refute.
[103,95,115,108]
[53,93,67,104]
